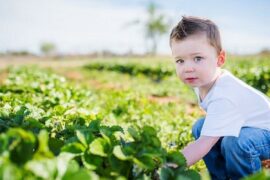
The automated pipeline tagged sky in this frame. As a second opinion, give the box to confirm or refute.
[1,0,270,55]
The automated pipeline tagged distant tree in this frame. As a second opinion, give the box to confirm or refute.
[259,48,270,55]
[145,3,169,55]
[40,42,56,56]
[129,2,170,55]
[6,50,31,56]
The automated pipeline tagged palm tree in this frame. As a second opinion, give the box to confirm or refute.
[128,2,170,55]
[40,42,56,56]
[145,2,169,55]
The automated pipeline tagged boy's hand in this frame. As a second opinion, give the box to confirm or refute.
[182,136,220,166]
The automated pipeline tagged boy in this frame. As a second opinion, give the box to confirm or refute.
[169,16,270,179]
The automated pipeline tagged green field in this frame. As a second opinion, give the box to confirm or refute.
[0,55,270,179]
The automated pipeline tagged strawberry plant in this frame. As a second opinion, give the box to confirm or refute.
[0,67,200,179]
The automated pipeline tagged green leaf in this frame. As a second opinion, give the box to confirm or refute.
[176,176,192,180]
[0,119,9,132]
[116,176,127,180]
[63,159,80,174]
[109,155,132,177]
[76,130,87,147]
[0,134,8,154]
[89,138,108,157]
[48,137,65,155]
[0,163,23,180]
[99,127,112,145]
[13,106,30,125]
[8,128,36,165]
[100,126,113,138]
[113,145,131,160]
[56,152,77,180]
[159,167,174,180]
[121,144,136,155]
[127,127,141,141]
[176,169,201,180]
[61,142,86,154]
[142,126,157,136]
[26,158,57,179]
[133,156,156,170]
[242,169,270,180]
[62,169,99,180]
[81,152,103,170]
[110,125,124,133]
[88,120,101,132]
[166,151,187,167]
[34,130,54,159]
[22,117,44,130]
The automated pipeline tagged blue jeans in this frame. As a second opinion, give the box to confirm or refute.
[192,117,270,180]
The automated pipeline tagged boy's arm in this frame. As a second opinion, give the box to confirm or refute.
[181,136,220,166]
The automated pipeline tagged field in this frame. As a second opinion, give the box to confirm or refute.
[0,55,270,179]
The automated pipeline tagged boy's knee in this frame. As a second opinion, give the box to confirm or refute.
[192,117,205,140]
[221,136,238,155]
[221,129,261,157]
[221,136,248,156]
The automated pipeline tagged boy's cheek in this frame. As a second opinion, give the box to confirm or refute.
[176,72,185,82]
[175,69,183,79]
[175,69,180,78]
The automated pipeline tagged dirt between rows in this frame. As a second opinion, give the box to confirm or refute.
[0,56,92,69]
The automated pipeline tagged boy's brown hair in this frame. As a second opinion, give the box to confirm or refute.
[170,16,222,54]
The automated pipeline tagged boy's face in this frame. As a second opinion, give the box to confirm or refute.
[171,33,225,90]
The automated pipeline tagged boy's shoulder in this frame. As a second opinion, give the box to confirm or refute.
[195,70,247,104]
[212,69,270,103]
[214,69,247,93]
[194,68,269,107]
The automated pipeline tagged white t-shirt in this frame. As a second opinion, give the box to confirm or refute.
[194,69,270,137]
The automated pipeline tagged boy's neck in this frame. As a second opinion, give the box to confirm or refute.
[199,69,223,101]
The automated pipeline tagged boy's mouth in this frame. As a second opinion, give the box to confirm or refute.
[185,77,198,83]
[185,77,198,80]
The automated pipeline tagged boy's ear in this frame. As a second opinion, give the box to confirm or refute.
[217,50,226,67]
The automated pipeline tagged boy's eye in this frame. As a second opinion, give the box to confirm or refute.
[194,56,203,62]
[176,59,184,64]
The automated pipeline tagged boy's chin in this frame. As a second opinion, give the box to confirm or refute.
[181,79,199,87]
[185,83,198,88]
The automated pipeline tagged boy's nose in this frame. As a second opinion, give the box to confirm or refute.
[183,64,195,73]
[184,68,195,73]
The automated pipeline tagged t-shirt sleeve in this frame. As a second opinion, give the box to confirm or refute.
[200,98,244,137]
